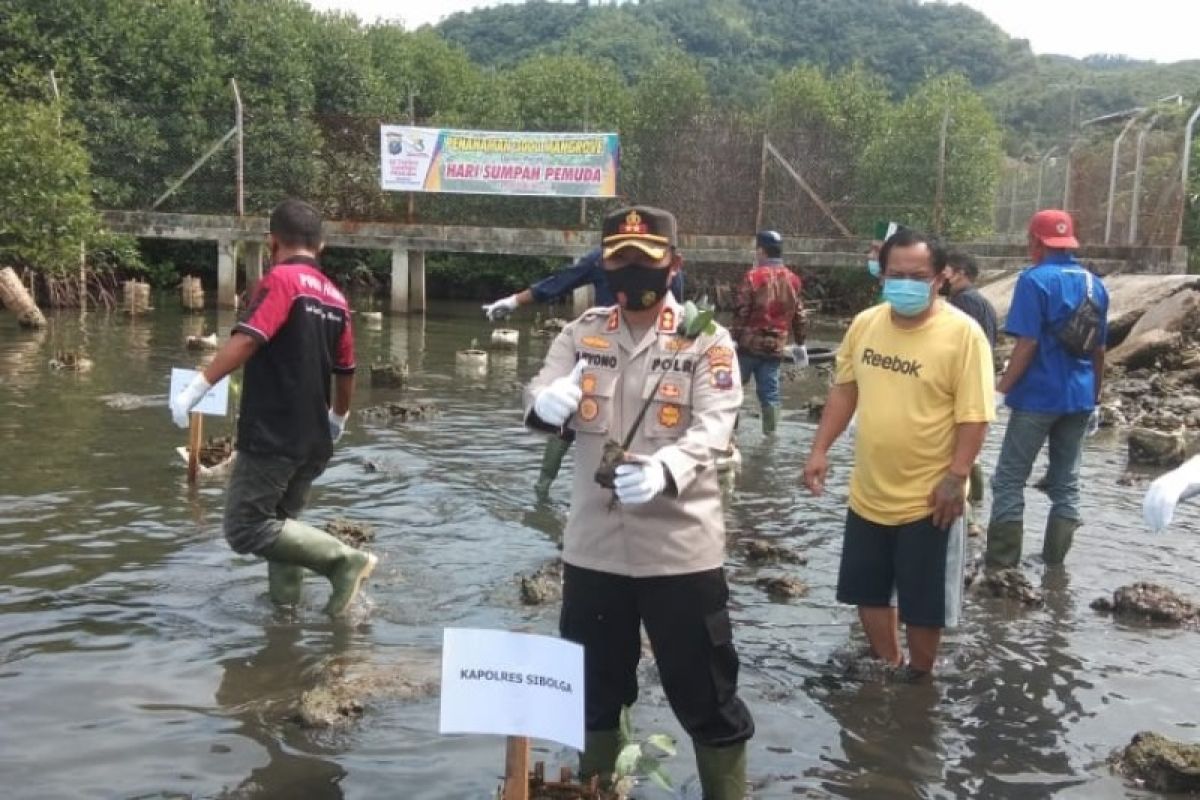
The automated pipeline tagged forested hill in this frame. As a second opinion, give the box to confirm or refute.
[438,0,1032,97]
[438,0,1200,142]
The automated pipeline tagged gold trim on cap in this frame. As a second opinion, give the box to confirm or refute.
[602,241,669,260]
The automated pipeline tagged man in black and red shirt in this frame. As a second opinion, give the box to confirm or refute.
[171,199,376,616]
[730,230,808,434]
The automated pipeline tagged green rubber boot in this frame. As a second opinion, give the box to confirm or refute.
[535,435,572,500]
[579,729,621,784]
[260,520,378,616]
[267,560,306,605]
[1042,515,1080,567]
[695,741,747,800]
[984,520,1025,570]
[761,405,780,435]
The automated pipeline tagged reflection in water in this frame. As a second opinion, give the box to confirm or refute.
[812,680,944,799]
[214,622,354,799]
[945,572,1090,799]
[2,306,1199,797]
[0,325,45,390]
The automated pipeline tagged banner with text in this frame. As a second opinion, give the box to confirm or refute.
[439,628,584,751]
[380,126,618,198]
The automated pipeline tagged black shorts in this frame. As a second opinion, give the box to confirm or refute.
[835,508,966,628]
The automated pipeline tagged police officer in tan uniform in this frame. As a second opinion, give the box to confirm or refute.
[525,206,754,800]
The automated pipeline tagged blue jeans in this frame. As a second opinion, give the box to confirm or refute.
[738,354,781,408]
[989,409,1090,525]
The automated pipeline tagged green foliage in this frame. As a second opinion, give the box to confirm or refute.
[0,96,103,273]
[501,54,632,131]
[858,74,1004,238]
[680,300,716,338]
[614,706,676,794]
[425,253,558,300]
[439,0,1036,99]
[0,0,1194,289]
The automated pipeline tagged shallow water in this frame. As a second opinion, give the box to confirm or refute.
[1,302,1197,800]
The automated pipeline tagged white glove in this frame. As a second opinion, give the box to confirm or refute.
[793,344,809,368]
[1086,408,1101,437]
[1143,455,1200,534]
[171,373,211,428]
[846,411,857,437]
[613,454,668,505]
[533,360,585,426]
[329,409,348,443]
[482,294,519,321]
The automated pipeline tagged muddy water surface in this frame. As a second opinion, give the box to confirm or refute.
[1,303,1198,799]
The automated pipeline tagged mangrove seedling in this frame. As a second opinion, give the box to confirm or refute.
[613,706,676,796]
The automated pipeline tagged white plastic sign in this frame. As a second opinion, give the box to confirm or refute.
[439,628,584,751]
[169,368,230,417]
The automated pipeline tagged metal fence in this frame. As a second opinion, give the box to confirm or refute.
[79,100,1196,245]
[994,112,1191,247]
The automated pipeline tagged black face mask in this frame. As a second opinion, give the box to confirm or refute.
[605,264,672,311]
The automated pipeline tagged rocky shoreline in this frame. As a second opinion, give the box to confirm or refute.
[982,274,1200,469]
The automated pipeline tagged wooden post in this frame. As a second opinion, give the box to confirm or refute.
[187,412,204,484]
[503,736,530,800]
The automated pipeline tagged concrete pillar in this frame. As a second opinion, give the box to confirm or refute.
[572,283,595,317]
[390,246,410,313]
[245,241,265,297]
[217,238,239,309]
[409,250,426,312]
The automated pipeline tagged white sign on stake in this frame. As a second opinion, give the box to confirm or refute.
[439,628,584,751]
[169,368,230,417]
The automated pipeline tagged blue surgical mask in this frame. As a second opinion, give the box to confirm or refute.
[882,277,933,317]
[867,259,881,278]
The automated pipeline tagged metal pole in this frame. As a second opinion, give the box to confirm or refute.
[579,95,589,227]
[407,85,417,224]
[755,134,769,232]
[1176,103,1200,245]
[1008,176,1019,231]
[1036,146,1059,211]
[1105,115,1141,244]
[1062,143,1075,210]
[1129,113,1161,244]
[933,106,950,235]
[231,79,244,217]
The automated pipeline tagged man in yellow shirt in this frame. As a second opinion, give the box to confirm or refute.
[803,229,995,677]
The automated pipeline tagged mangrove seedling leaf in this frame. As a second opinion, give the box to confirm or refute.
[644,733,677,757]
[647,764,673,791]
[619,705,634,744]
[614,744,642,778]
[679,300,716,339]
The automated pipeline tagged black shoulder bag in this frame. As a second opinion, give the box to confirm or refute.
[1056,269,1102,358]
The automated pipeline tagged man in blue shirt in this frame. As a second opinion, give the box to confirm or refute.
[482,247,683,319]
[986,209,1108,569]
[483,248,684,499]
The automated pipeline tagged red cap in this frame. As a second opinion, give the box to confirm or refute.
[1029,209,1079,249]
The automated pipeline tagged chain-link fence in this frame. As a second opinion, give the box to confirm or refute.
[994,115,1189,247]
[81,100,1193,246]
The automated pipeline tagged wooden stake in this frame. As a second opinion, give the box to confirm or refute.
[187,412,204,484]
[503,736,530,800]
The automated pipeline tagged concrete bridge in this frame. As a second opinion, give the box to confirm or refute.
[100,210,1189,312]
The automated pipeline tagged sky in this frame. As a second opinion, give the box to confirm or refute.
[306,0,1197,64]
